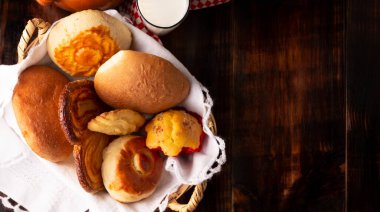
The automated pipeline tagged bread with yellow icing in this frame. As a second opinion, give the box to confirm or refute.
[47,10,132,77]
[145,110,203,157]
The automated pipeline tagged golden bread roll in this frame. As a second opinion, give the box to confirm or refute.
[59,79,110,145]
[74,132,111,193]
[94,50,190,114]
[12,65,72,162]
[145,110,204,157]
[36,0,122,12]
[88,109,146,135]
[47,10,132,76]
[102,136,163,203]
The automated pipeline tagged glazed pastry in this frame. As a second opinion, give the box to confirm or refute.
[47,10,132,76]
[88,109,146,135]
[145,110,204,157]
[102,136,163,203]
[59,79,110,144]
[74,132,111,193]
[12,65,72,162]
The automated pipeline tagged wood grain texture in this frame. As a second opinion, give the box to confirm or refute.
[229,0,345,211]
[167,0,346,211]
[346,0,380,211]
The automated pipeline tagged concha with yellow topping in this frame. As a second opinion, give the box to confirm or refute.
[47,10,132,77]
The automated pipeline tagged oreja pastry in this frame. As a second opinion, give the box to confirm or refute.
[47,10,132,76]
[59,79,109,144]
[12,65,72,162]
[88,109,145,135]
[145,110,204,157]
[102,136,163,203]
[74,132,111,193]
[59,80,111,192]
[94,50,190,114]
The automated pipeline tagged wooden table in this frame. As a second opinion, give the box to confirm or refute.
[1,0,380,211]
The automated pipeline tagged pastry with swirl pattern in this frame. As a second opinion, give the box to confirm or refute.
[102,135,163,203]
[59,79,111,192]
[73,132,111,193]
[59,79,110,145]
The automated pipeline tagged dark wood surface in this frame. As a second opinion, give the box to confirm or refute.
[1,0,380,211]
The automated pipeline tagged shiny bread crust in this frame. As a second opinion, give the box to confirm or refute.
[73,144,94,192]
[73,132,111,193]
[12,65,72,162]
[59,79,109,144]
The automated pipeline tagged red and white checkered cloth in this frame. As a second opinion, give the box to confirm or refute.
[190,0,230,10]
[118,0,231,43]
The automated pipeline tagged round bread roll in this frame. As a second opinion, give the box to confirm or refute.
[12,65,72,162]
[102,135,163,203]
[36,0,122,12]
[94,50,190,114]
[47,10,132,77]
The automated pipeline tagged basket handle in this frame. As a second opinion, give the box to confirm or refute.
[17,18,51,63]
[168,181,208,212]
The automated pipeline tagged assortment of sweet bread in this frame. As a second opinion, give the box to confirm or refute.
[12,10,205,203]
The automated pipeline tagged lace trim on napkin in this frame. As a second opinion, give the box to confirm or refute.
[154,85,226,211]
[0,10,227,211]
[165,85,226,185]
[200,85,226,176]
[0,191,28,211]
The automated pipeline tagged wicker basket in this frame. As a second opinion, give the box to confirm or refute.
[17,18,217,212]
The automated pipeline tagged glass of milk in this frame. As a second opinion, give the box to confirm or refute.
[137,0,190,36]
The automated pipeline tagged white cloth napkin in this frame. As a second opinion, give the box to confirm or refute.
[0,10,226,212]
